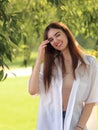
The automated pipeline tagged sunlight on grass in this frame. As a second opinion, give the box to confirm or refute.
[0,76,98,130]
[0,76,39,130]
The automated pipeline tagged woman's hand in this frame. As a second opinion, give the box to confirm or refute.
[28,40,49,95]
[38,40,49,62]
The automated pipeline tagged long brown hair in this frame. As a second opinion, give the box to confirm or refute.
[43,22,86,91]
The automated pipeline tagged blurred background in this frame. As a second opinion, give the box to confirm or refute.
[0,0,98,130]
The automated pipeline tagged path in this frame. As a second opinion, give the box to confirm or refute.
[6,67,32,77]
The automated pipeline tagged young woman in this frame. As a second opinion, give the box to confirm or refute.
[28,22,98,130]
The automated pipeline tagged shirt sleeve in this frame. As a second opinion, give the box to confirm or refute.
[86,58,98,105]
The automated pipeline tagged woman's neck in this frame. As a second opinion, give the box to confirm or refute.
[61,47,72,63]
[61,47,73,74]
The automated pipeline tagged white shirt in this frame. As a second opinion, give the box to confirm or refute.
[36,55,98,130]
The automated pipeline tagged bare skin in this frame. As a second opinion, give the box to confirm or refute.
[61,47,74,111]
[29,28,95,130]
[61,47,94,130]
[47,29,95,130]
[28,40,49,95]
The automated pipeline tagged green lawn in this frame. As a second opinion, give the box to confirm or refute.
[0,76,98,130]
[0,76,39,130]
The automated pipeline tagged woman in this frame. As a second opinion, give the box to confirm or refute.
[28,22,98,130]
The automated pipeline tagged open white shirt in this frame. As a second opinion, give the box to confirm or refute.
[36,55,98,130]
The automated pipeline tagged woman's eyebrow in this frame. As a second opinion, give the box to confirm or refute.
[54,31,60,36]
[48,31,60,41]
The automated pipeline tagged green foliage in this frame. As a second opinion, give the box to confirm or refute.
[0,0,98,80]
[55,0,98,39]
[0,0,22,80]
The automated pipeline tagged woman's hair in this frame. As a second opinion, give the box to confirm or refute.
[43,22,86,92]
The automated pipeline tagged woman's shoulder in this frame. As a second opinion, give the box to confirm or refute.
[83,54,97,65]
[82,54,98,75]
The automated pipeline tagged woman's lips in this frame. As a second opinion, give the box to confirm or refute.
[56,43,62,47]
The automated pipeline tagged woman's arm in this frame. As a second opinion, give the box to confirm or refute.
[76,103,95,130]
[28,57,41,95]
[28,40,49,95]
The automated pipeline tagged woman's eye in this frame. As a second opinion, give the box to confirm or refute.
[49,39,53,43]
[56,33,60,37]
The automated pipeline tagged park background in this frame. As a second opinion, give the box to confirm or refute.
[0,0,98,130]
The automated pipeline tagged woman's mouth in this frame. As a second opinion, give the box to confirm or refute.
[56,43,62,48]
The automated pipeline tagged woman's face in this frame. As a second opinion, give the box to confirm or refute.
[47,28,68,51]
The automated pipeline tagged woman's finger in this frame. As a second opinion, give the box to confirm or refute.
[41,40,49,45]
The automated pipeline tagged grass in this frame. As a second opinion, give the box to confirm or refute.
[0,76,98,130]
[1,50,98,130]
[6,51,38,69]
[0,76,39,130]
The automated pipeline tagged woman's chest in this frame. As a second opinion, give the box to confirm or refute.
[62,74,74,110]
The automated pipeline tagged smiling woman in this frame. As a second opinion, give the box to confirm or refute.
[28,22,98,130]
[47,29,68,51]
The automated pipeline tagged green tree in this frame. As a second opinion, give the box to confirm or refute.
[49,0,98,39]
[0,0,57,80]
[0,0,98,80]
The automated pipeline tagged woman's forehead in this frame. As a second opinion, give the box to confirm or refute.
[47,28,62,38]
